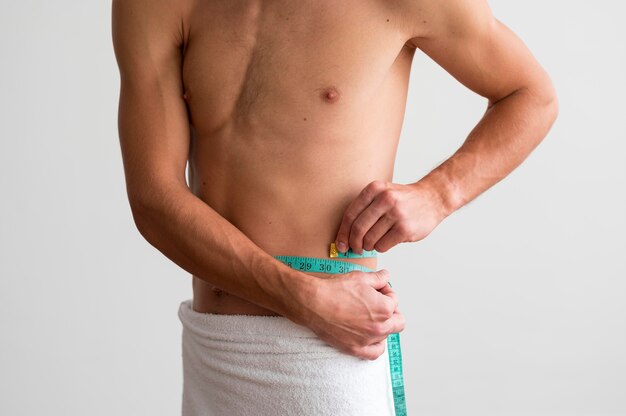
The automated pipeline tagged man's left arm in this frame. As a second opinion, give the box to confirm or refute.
[334,0,559,254]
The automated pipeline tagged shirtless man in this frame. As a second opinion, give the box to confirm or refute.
[112,0,557,410]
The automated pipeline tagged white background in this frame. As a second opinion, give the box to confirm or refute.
[1,1,624,415]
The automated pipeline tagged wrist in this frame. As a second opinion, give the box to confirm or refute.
[291,276,323,327]
[411,167,466,220]
[275,268,321,327]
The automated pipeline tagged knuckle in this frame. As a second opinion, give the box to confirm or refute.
[371,322,386,337]
[343,211,356,222]
[370,179,386,190]
[382,299,395,316]
[390,204,403,218]
[380,189,396,205]
[363,184,376,199]
[352,221,365,234]
[387,294,398,310]
[365,180,386,197]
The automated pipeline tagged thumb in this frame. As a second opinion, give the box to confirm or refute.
[367,269,390,290]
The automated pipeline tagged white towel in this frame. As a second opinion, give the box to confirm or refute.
[178,298,396,416]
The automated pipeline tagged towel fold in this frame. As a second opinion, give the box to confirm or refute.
[178,298,396,416]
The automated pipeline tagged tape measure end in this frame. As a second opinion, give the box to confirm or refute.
[329,242,338,258]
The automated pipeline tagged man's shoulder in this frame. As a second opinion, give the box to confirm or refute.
[112,0,195,82]
[391,0,494,48]
[112,0,193,73]
[112,0,189,47]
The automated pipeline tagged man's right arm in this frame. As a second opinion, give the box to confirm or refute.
[111,0,317,323]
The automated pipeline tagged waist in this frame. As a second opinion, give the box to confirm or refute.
[273,252,377,276]
[191,246,378,315]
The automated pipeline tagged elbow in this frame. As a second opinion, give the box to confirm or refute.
[129,197,153,237]
[127,186,162,238]
[537,74,560,123]
[549,92,559,123]
[125,181,163,233]
[127,180,190,237]
[523,76,559,131]
[543,86,559,133]
[535,79,559,147]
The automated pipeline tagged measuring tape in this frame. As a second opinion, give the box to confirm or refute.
[329,242,378,259]
[273,243,408,416]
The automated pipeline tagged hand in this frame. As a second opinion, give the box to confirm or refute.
[302,268,405,360]
[334,180,447,254]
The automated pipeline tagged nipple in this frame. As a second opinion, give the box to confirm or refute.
[321,86,340,103]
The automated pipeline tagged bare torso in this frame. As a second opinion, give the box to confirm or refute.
[181,0,417,315]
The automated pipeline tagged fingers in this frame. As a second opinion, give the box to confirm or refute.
[362,213,395,252]
[353,339,386,361]
[325,267,404,361]
[373,224,406,253]
[347,196,391,254]
[335,180,389,254]
[352,312,405,360]
[365,269,390,290]
[387,309,406,334]
[378,282,399,311]
[373,307,405,338]
[361,269,397,314]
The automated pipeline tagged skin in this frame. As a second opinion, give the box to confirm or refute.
[112,0,558,360]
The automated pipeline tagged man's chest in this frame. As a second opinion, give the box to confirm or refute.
[179,0,414,130]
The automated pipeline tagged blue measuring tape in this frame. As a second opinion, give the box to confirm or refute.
[273,243,407,416]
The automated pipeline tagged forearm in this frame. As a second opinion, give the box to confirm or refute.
[130,183,318,324]
[415,84,559,218]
